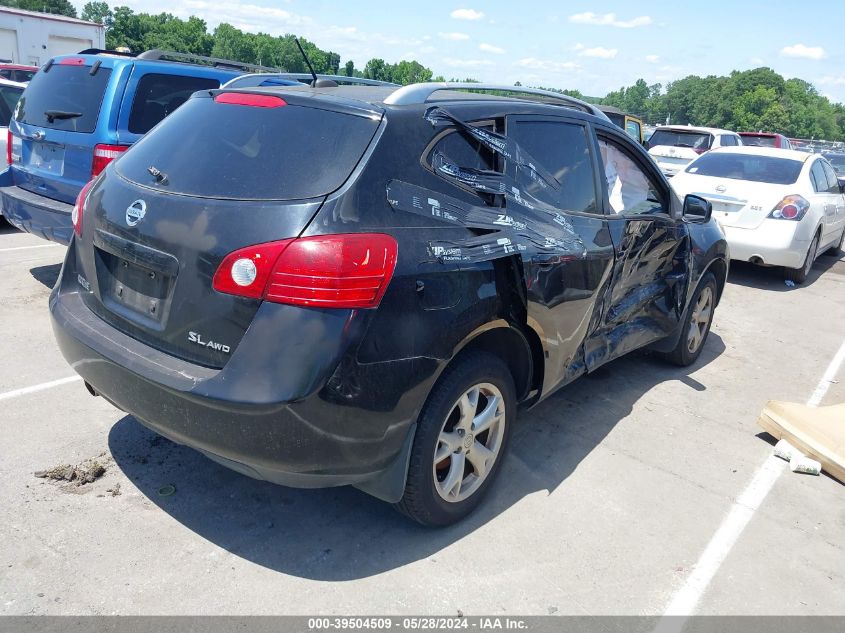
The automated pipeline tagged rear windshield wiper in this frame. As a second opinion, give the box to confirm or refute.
[44,110,82,123]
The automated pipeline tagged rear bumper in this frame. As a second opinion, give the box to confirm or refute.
[722,221,808,268]
[0,183,73,244]
[49,262,429,499]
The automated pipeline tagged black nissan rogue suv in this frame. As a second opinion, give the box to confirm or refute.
[50,82,729,526]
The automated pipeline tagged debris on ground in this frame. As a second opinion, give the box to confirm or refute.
[34,453,110,487]
[157,484,176,497]
[774,438,799,461]
[106,482,122,497]
[758,400,845,482]
[790,455,822,475]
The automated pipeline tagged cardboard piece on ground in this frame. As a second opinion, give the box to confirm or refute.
[757,400,845,484]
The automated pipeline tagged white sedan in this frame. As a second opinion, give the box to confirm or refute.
[671,146,845,283]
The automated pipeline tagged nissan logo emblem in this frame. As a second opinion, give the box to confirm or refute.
[126,200,147,227]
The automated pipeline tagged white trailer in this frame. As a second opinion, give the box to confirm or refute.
[0,7,105,66]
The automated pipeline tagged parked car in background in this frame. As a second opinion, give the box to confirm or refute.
[0,77,24,174]
[0,63,38,83]
[739,132,792,149]
[0,49,275,244]
[671,147,845,283]
[647,125,743,177]
[49,82,728,526]
[823,151,845,183]
[598,105,644,144]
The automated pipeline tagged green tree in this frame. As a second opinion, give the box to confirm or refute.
[0,0,76,17]
[81,1,112,27]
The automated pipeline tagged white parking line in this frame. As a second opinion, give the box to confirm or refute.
[0,376,82,402]
[659,338,845,622]
[0,244,63,253]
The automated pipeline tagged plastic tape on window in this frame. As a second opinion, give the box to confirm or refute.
[386,180,586,264]
[424,106,560,193]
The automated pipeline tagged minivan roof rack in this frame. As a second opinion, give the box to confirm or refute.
[383,82,610,120]
[136,49,281,73]
[222,72,399,89]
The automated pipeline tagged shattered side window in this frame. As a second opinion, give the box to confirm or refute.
[430,126,497,173]
[598,138,666,216]
[508,120,598,214]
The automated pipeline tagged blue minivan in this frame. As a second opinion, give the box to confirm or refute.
[0,50,277,244]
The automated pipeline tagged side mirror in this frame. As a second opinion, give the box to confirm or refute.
[683,194,712,223]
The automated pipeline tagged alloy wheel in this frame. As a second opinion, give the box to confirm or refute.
[433,383,506,503]
[686,286,713,354]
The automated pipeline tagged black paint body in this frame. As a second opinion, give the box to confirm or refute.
[50,86,729,501]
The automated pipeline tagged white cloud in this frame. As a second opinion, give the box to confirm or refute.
[439,32,470,41]
[451,8,485,21]
[818,76,845,86]
[645,54,660,63]
[578,46,618,59]
[517,58,580,72]
[479,43,505,54]
[780,43,826,60]
[441,57,494,68]
[569,12,652,28]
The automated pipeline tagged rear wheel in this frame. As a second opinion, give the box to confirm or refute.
[785,233,819,284]
[395,352,515,526]
[665,272,717,367]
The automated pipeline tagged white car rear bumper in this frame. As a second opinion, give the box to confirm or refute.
[722,220,810,269]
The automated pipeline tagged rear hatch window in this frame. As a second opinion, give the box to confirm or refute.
[116,92,381,201]
[740,135,776,148]
[649,129,712,150]
[15,63,111,133]
[686,153,802,184]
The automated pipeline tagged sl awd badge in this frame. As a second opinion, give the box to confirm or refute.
[126,199,147,227]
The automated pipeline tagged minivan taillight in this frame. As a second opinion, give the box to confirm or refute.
[6,129,11,165]
[91,144,128,177]
[693,147,708,155]
[213,234,398,309]
[72,179,96,237]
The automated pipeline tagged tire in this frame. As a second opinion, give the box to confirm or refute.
[824,226,845,257]
[784,232,819,284]
[665,272,717,367]
[395,352,516,527]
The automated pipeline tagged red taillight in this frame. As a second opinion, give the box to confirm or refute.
[91,144,128,177]
[213,239,294,300]
[72,179,96,238]
[213,234,398,309]
[214,93,287,108]
[769,195,810,221]
[693,148,708,155]
[6,129,11,165]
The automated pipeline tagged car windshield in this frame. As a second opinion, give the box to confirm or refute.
[685,152,803,184]
[649,129,713,150]
[740,135,776,148]
[824,154,845,173]
[14,63,111,133]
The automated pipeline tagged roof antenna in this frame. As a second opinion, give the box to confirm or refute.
[295,38,318,86]
[295,38,338,88]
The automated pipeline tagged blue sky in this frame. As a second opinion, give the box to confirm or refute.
[74,0,845,103]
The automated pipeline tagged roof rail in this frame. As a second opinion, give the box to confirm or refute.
[383,83,610,120]
[77,48,137,58]
[222,72,399,90]
[136,49,281,73]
